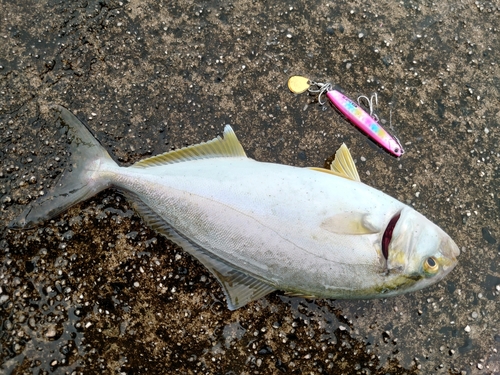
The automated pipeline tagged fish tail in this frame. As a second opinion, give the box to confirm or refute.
[9,105,116,229]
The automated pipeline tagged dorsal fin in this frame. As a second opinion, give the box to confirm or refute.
[132,125,246,168]
[310,143,360,182]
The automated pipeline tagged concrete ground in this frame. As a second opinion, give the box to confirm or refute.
[1,0,499,374]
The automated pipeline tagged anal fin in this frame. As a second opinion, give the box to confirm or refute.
[205,259,278,310]
[122,191,276,310]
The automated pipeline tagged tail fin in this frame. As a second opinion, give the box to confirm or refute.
[9,105,117,229]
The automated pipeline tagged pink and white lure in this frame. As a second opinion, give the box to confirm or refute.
[288,76,404,158]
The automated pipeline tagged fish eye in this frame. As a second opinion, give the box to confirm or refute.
[423,257,439,274]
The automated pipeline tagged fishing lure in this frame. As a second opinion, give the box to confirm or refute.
[288,76,404,158]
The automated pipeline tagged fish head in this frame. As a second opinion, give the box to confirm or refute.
[380,207,460,295]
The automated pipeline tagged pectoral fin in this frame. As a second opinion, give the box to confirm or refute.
[321,213,381,235]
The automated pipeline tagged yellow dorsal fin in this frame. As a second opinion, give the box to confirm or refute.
[132,125,246,168]
[310,143,361,182]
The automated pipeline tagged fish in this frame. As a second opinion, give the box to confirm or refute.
[9,105,460,310]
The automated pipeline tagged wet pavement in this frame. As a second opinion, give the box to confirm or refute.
[1,0,499,374]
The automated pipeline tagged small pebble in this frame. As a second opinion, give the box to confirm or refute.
[4,320,13,330]
[45,327,57,338]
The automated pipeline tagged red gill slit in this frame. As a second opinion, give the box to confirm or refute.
[382,212,401,260]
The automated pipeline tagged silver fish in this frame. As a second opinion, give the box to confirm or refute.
[10,105,460,310]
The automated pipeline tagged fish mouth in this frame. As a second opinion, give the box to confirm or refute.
[443,236,460,258]
[381,211,401,260]
[439,236,460,268]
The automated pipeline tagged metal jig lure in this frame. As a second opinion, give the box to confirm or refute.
[288,76,404,158]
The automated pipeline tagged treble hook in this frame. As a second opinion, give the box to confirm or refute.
[308,81,333,105]
[357,93,379,123]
